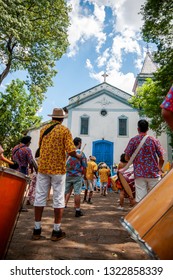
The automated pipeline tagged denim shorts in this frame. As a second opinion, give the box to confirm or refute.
[65,176,82,195]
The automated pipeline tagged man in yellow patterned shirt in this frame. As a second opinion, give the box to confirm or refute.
[33,108,82,241]
[83,156,98,204]
[98,163,110,196]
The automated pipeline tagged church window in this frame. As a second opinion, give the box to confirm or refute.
[80,116,89,135]
[118,116,127,136]
[100,109,107,116]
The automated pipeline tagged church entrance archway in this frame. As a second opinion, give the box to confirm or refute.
[92,140,113,167]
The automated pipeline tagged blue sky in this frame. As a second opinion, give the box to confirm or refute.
[1,0,150,122]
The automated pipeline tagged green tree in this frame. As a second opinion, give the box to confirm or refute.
[0,79,41,156]
[0,0,70,102]
[131,0,173,137]
[140,0,173,88]
[130,78,166,133]
[141,1,173,52]
[130,78,173,147]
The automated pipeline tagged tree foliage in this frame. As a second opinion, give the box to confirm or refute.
[130,0,173,141]
[140,0,173,88]
[130,78,166,134]
[0,79,41,156]
[0,0,70,102]
[141,1,173,52]
[130,78,173,147]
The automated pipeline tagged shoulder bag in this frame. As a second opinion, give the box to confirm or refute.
[117,135,149,198]
[35,122,59,158]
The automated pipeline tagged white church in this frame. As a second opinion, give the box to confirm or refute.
[28,52,171,168]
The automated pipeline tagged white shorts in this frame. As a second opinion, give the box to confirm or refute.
[34,172,66,208]
[87,179,95,191]
[100,182,107,189]
[135,177,161,202]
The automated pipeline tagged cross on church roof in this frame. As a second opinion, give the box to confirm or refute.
[102,72,108,82]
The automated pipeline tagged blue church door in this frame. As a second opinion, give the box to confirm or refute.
[92,140,113,167]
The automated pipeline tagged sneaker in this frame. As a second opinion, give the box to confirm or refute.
[51,229,66,241]
[32,228,42,240]
[82,199,87,203]
[75,210,84,217]
[117,206,124,210]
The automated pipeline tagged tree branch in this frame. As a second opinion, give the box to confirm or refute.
[0,37,16,84]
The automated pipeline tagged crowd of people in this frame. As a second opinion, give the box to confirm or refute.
[0,83,173,243]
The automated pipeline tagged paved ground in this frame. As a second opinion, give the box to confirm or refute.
[5,190,150,260]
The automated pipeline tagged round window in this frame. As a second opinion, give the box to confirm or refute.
[100,109,107,116]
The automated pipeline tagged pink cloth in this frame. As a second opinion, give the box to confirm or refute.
[160,86,173,112]
[28,173,37,205]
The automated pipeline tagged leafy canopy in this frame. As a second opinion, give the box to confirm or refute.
[0,79,41,156]
[0,0,70,101]
[130,78,166,134]
[140,0,173,88]
[130,78,173,147]
[141,0,173,54]
[130,0,173,141]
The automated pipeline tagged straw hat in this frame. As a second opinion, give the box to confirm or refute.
[48,108,68,118]
[90,155,96,161]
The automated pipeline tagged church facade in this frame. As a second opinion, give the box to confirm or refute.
[28,81,169,167]
[28,52,171,167]
[65,82,139,166]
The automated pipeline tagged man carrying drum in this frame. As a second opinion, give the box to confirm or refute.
[12,136,37,175]
[124,119,164,203]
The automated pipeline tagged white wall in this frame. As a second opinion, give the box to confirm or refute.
[28,93,169,165]
[67,93,140,164]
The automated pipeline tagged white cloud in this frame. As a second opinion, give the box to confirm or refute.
[89,68,135,94]
[67,0,106,57]
[120,0,145,31]
[111,35,141,60]
[86,58,93,70]
[67,0,147,93]
[107,71,135,94]
[97,48,110,67]
[93,2,105,22]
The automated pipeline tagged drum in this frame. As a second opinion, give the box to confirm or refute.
[0,167,29,259]
[117,165,135,198]
[110,175,118,191]
[120,168,173,260]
